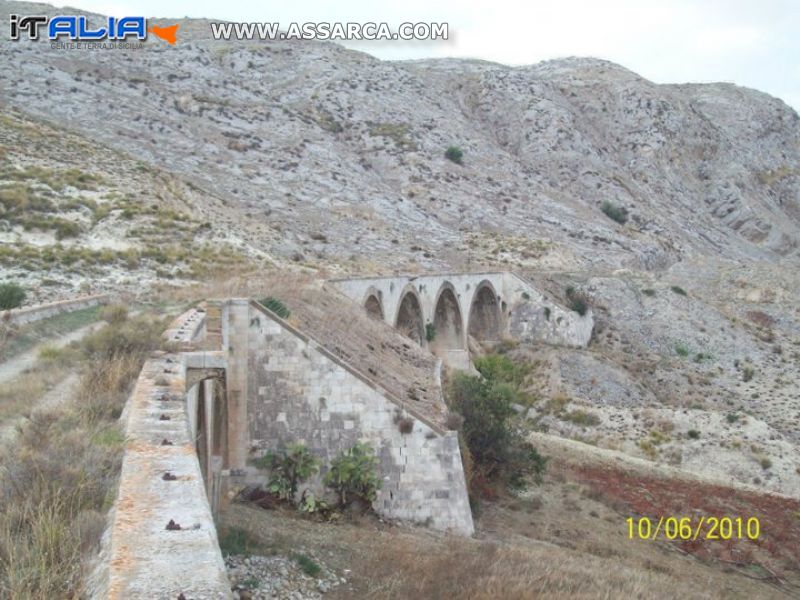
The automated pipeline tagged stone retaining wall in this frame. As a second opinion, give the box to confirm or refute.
[235,300,474,535]
[2,293,110,325]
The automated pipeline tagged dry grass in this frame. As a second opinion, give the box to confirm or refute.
[223,495,786,600]
[0,312,164,598]
[0,364,69,423]
[357,536,689,599]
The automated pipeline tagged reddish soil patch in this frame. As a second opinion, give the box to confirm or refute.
[570,463,800,580]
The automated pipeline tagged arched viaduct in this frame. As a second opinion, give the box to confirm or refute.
[332,272,529,368]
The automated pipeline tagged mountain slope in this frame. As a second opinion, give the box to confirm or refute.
[1,1,798,278]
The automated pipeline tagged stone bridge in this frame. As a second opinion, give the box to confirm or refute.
[332,271,593,368]
[96,271,594,598]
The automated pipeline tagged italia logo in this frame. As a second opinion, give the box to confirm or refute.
[9,14,178,44]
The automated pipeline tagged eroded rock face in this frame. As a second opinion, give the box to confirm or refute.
[0,3,798,277]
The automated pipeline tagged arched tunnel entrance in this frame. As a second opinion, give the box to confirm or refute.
[187,370,227,515]
[431,286,465,353]
[395,290,425,345]
[364,294,384,321]
[468,283,502,344]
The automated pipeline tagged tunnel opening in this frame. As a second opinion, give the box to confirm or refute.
[189,375,228,515]
[468,283,502,343]
[364,294,384,321]
[395,290,425,345]
[431,285,465,352]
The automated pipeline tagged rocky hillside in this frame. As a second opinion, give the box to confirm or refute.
[1,0,799,287]
[1,2,799,498]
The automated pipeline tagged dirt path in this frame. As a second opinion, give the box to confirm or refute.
[0,321,101,386]
[0,372,80,444]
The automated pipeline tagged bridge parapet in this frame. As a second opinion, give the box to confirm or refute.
[97,308,230,599]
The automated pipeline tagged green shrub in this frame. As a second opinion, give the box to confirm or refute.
[53,219,81,240]
[324,442,381,507]
[293,553,321,577]
[601,201,628,224]
[445,146,463,165]
[641,288,656,297]
[80,314,163,362]
[0,282,25,309]
[474,354,530,389]
[675,343,690,358]
[425,323,436,342]
[687,429,700,439]
[254,443,320,502]
[449,374,516,468]
[259,296,290,319]
[670,285,687,296]
[565,286,589,316]
[563,409,601,427]
[449,368,547,485]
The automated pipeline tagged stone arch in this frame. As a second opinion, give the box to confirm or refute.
[395,286,425,345]
[468,281,502,342]
[363,288,384,321]
[431,283,465,351]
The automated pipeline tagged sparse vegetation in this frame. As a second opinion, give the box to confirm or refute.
[324,442,381,508]
[0,310,164,597]
[670,285,687,296]
[448,359,547,494]
[259,296,291,319]
[425,323,436,342]
[565,286,590,316]
[255,443,321,502]
[218,526,260,556]
[600,200,628,224]
[474,354,531,390]
[445,145,463,165]
[293,553,321,577]
[0,282,25,310]
[675,343,690,358]
[563,409,601,427]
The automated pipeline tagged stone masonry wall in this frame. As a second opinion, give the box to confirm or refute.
[244,302,474,535]
[2,293,109,325]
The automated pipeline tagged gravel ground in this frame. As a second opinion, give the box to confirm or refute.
[226,553,344,599]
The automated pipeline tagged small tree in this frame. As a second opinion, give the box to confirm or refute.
[448,358,548,492]
[0,282,25,310]
[449,374,517,470]
[445,145,463,165]
[324,442,381,507]
[256,443,320,501]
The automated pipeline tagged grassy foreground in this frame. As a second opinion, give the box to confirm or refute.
[0,308,165,598]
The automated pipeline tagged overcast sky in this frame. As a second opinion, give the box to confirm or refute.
[59,0,800,110]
